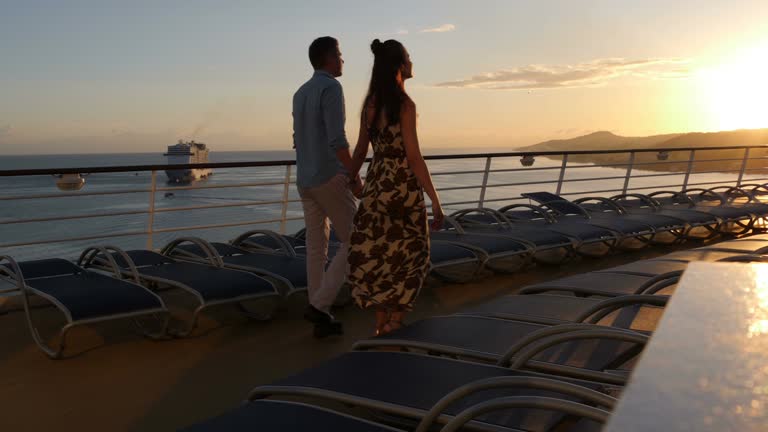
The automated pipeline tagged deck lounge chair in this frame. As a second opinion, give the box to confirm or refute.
[647,188,757,235]
[518,271,681,297]
[80,239,280,336]
[182,392,610,432]
[458,294,668,328]
[439,214,578,265]
[522,192,686,246]
[180,400,406,432]
[0,251,168,358]
[429,226,536,273]
[248,351,613,432]
[354,319,647,385]
[609,193,722,240]
[232,229,488,283]
[166,231,309,297]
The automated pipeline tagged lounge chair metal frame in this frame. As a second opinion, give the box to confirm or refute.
[458,293,668,326]
[432,216,540,272]
[677,187,758,235]
[610,192,722,240]
[448,208,583,264]
[248,363,615,432]
[81,238,280,337]
[353,321,647,385]
[501,203,623,256]
[170,230,307,297]
[0,250,169,359]
[520,192,664,249]
[518,270,682,297]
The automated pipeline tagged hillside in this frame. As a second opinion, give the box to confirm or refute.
[518,128,768,173]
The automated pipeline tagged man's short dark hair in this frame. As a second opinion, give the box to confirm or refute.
[309,36,338,69]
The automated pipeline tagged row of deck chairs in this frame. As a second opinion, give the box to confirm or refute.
[0,229,491,358]
[1,185,765,359]
[180,231,768,431]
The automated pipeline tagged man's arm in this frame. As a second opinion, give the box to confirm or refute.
[321,83,356,175]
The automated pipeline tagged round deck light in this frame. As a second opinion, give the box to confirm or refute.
[520,154,536,167]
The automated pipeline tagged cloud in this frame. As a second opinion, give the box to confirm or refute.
[420,24,456,33]
[435,57,690,90]
[0,125,11,138]
[394,29,409,35]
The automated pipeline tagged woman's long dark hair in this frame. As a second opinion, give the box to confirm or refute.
[363,39,409,138]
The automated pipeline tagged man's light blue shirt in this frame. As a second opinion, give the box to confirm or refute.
[292,70,350,189]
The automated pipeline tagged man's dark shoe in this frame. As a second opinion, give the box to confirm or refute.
[313,320,344,339]
[304,305,332,324]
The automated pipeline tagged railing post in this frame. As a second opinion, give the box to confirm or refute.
[478,156,492,207]
[555,154,569,195]
[737,147,750,186]
[145,170,157,250]
[279,165,292,234]
[682,150,696,190]
[622,152,635,194]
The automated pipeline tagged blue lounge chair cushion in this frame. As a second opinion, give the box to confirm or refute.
[135,261,275,301]
[180,400,400,432]
[15,258,82,279]
[272,351,604,431]
[597,259,689,277]
[430,242,478,264]
[28,272,162,321]
[222,253,308,289]
[430,232,528,255]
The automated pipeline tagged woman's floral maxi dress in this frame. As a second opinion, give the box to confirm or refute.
[348,122,430,311]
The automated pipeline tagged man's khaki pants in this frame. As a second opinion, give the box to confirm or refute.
[298,174,358,315]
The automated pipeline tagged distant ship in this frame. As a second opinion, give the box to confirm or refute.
[164,140,213,184]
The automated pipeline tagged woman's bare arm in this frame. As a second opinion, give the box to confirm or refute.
[350,116,370,176]
[401,100,442,215]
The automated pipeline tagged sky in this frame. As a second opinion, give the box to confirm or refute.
[1,0,767,154]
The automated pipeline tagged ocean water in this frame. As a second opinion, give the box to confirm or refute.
[0,150,753,262]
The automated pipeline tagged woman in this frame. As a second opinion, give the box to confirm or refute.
[347,39,444,336]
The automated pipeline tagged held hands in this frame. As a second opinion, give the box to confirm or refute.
[430,201,445,231]
[349,173,364,199]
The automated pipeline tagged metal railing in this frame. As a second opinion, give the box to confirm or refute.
[1,145,767,254]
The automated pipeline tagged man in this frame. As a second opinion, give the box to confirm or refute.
[293,36,362,338]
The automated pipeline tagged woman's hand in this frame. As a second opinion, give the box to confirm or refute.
[430,201,445,231]
[349,173,364,199]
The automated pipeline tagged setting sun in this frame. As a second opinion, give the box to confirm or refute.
[698,40,768,131]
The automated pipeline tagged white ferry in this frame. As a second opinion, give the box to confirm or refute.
[164,140,213,183]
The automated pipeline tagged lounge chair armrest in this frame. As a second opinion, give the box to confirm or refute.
[441,215,465,233]
[740,183,768,197]
[507,328,648,381]
[498,323,640,366]
[683,188,727,205]
[647,190,696,208]
[498,203,556,223]
[703,185,755,204]
[641,278,679,295]
[440,396,610,432]
[413,376,615,432]
[449,208,510,227]
[572,196,627,215]
[610,193,660,210]
[160,237,225,267]
[718,254,768,263]
[576,294,669,324]
[78,245,143,284]
[231,230,298,258]
[0,255,27,298]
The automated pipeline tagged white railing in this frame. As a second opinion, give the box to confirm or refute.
[1,145,767,254]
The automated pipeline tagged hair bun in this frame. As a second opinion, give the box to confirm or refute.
[371,39,382,55]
